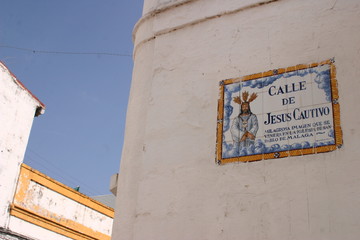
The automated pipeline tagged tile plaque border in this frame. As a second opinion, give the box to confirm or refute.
[216,59,342,165]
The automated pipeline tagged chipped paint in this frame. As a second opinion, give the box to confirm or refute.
[10,164,113,240]
[0,63,44,229]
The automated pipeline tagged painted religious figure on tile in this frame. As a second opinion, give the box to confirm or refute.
[216,59,343,164]
[231,91,258,151]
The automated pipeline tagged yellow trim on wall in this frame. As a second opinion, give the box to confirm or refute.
[11,164,113,240]
[18,164,114,217]
[10,204,110,240]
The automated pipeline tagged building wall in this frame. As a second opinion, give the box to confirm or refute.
[6,217,72,240]
[0,62,43,228]
[9,164,114,240]
[113,0,360,239]
[0,63,113,239]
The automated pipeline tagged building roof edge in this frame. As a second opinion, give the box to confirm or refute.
[0,61,46,115]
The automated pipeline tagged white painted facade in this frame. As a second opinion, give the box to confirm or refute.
[0,63,113,240]
[12,177,113,237]
[6,217,72,240]
[9,164,114,240]
[0,62,44,229]
[113,0,360,239]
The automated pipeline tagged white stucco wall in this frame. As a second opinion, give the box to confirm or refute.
[14,180,113,236]
[8,164,114,240]
[113,0,360,239]
[8,217,72,240]
[0,63,43,229]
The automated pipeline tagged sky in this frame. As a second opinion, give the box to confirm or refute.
[0,1,144,196]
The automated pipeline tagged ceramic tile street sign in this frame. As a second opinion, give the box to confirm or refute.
[216,59,342,164]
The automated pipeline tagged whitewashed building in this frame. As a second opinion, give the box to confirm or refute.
[0,61,45,232]
[0,62,114,240]
[112,0,360,239]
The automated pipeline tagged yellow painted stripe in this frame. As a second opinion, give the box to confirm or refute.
[217,85,224,120]
[329,62,343,147]
[10,204,110,240]
[19,164,114,218]
[223,78,238,85]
